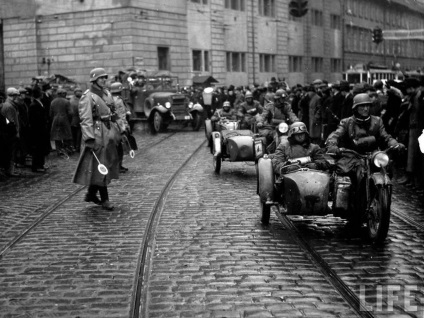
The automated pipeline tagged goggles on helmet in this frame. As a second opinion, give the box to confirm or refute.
[290,125,307,134]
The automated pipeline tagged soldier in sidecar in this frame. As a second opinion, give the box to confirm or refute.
[207,101,264,174]
[257,122,330,224]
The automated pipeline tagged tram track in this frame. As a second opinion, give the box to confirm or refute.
[276,211,375,318]
[0,132,178,260]
[130,139,206,318]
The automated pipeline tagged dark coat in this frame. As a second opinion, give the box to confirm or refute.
[28,99,51,157]
[50,97,72,141]
[72,86,120,187]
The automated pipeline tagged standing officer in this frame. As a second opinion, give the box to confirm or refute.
[72,68,120,211]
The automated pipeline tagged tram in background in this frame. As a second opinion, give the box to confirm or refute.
[343,65,404,85]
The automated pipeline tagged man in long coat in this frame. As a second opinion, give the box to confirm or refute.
[50,88,72,156]
[72,68,120,211]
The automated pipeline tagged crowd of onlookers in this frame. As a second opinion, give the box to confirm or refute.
[0,82,84,179]
[2,75,424,197]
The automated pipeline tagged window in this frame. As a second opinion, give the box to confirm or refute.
[258,0,275,17]
[225,0,245,11]
[204,51,209,72]
[311,57,323,73]
[311,9,323,27]
[226,52,246,72]
[259,54,275,72]
[158,47,170,70]
[190,0,207,4]
[330,14,341,30]
[331,59,342,72]
[289,56,303,72]
[192,50,202,72]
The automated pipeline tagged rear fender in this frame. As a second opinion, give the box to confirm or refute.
[258,157,275,203]
[212,131,222,156]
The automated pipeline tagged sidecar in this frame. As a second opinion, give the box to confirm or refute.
[257,157,332,224]
[210,120,264,174]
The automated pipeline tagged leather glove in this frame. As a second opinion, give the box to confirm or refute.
[85,139,95,149]
[256,122,264,129]
[326,145,340,156]
[304,162,317,169]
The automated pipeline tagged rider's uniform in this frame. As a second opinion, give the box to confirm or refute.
[211,108,236,122]
[257,101,299,146]
[272,139,327,174]
[236,100,262,129]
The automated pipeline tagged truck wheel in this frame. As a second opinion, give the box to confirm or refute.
[192,112,202,131]
[152,111,163,133]
[260,197,271,225]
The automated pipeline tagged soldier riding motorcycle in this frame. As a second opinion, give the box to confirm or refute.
[256,89,299,153]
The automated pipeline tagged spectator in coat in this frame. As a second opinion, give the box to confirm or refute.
[50,88,73,157]
[1,88,21,176]
[70,87,83,152]
[29,88,51,173]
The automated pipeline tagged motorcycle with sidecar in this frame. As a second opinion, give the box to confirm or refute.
[206,118,264,174]
[257,146,398,243]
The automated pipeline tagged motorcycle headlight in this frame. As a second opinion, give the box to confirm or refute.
[188,102,193,109]
[372,151,389,168]
[165,102,171,109]
[278,122,289,134]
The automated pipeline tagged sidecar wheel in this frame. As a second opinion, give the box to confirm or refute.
[367,186,391,244]
[213,155,221,174]
[260,198,271,225]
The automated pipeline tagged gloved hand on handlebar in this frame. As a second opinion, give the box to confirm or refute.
[326,145,340,156]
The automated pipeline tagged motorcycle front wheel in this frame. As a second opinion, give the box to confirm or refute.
[367,186,391,244]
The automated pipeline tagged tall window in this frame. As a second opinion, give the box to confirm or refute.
[192,50,202,72]
[226,52,246,72]
[311,57,323,72]
[330,14,341,30]
[330,58,342,72]
[225,0,245,11]
[192,50,210,72]
[258,0,275,17]
[158,47,170,70]
[310,9,323,27]
[289,56,303,72]
[259,54,275,72]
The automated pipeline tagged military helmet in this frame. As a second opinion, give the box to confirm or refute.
[288,121,309,138]
[245,91,253,98]
[89,68,108,82]
[352,93,372,110]
[223,101,231,107]
[275,89,288,99]
[6,87,20,96]
[110,82,123,93]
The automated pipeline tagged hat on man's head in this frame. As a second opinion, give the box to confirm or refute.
[42,83,52,91]
[18,87,28,94]
[6,87,20,96]
[312,79,323,85]
[57,88,67,95]
[340,80,350,91]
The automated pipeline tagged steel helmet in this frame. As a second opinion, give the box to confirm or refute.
[110,82,123,93]
[89,68,108,82]
[245,91,253,98]
[288,121,309,138]
[352,93,372,110]
[275,89,288,99]
[223,101,231,107]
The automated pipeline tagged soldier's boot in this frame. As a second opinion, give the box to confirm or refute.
[99,186,114,211]
[84,185,101,205]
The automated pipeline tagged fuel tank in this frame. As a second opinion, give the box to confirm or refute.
[227,135,255,161]
[283,170,330,216]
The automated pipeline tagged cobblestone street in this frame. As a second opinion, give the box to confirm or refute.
[1,128,424,318]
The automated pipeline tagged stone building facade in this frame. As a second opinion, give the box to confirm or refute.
[0,0,423,91]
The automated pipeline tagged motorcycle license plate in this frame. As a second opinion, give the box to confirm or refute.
[255,139,263,158]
